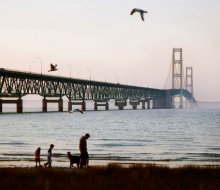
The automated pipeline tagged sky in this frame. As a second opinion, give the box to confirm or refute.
[0,0,220,102]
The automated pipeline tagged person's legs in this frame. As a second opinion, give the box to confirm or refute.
[79,158,83,168]
[85,151,89,168]
[80,151,86,168]
[35,158,40,167]
[39,159,42,167]
[80,151,89,168]
[44,157,51,167]
[44,161,48,167]
[86,158,89,168]
[48,157,52,167]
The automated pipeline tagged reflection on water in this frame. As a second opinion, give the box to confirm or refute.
[0,101,220,167]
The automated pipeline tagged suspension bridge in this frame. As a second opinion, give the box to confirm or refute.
[0,48,197,113]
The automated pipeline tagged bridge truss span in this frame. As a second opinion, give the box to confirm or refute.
[0,68,195,113]
[0,69,165,101]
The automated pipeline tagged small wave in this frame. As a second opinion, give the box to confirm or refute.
[208,147,220,151]
[99,139,151,143]
[3,153,31,156]
[98,143,145,147]
[0,142,25,145]
[187,153,220,158]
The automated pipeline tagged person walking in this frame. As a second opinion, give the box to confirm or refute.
[34,147,42,167]
[44,144,54,168]
[79,134,90,168]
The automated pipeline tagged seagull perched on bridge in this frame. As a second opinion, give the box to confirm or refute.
[130,8,148,21]
[48,63,57,72]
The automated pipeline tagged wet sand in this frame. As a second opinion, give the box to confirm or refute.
[1,158,220,169]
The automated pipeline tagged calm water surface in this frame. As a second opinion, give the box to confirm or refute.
[0,101,220,167]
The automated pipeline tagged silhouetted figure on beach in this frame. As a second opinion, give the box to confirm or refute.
[34,147,42,167]
[44,144,54,168]
[79,134,90,168]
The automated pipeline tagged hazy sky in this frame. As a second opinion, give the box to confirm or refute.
[1,0,220,101]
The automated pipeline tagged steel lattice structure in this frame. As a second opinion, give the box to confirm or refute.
[0,69,165,101]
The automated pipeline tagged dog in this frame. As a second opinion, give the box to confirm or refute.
[67,152,86,168]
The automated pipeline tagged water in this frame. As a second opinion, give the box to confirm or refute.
[0,101,220,167]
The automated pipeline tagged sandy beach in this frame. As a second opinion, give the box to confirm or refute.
[1,164,220,190]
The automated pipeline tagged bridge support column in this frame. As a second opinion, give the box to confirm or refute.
[140,100,148,109]
[147,99,151,109]
[17,98,23,113]
[0,99,2,113]
[82,102,86,111]
[42,98,47,112]
[68,100,86,112]
[0,98,23,113]
[42,98,63,112]
[129,100,140,110]
[68,101,71,112]
[94,102,109,111]
[115,101,127,110]
[141,101,145,109]
[152,99,157,109]
[166,90,172,108]
[58,98,63,112]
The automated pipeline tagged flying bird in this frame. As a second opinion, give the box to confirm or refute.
[68,109,83,114]
[48,63,57,72]
[130,8,148,21]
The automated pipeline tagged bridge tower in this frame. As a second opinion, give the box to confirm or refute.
[185,67,194,108]
[172,48,183,108]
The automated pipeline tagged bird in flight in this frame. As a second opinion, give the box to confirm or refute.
[48,63,57,72]
[68,109,83,114]
[130,8,148,21]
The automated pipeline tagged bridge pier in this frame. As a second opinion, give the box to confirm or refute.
[68,100,86,112]
[129,99,140,109]
[152,99,157,109]
[42,98,47,112]
[0,98,23,113]
[147,99,151,109]
[0,99,2,113]
[17,98,23,113]
[42,98,63,112]
[94,102,109,111]
[166,90,172,108]
[115,101,127,110]
[141,101,145,109]
[140,99,151,109]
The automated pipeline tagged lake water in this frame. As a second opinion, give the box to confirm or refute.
[0,100,220,167]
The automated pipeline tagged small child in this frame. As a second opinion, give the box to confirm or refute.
[34,147,42,167]
[44,144,54,168]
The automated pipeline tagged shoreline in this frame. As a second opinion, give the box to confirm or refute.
[1,159,220,168]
